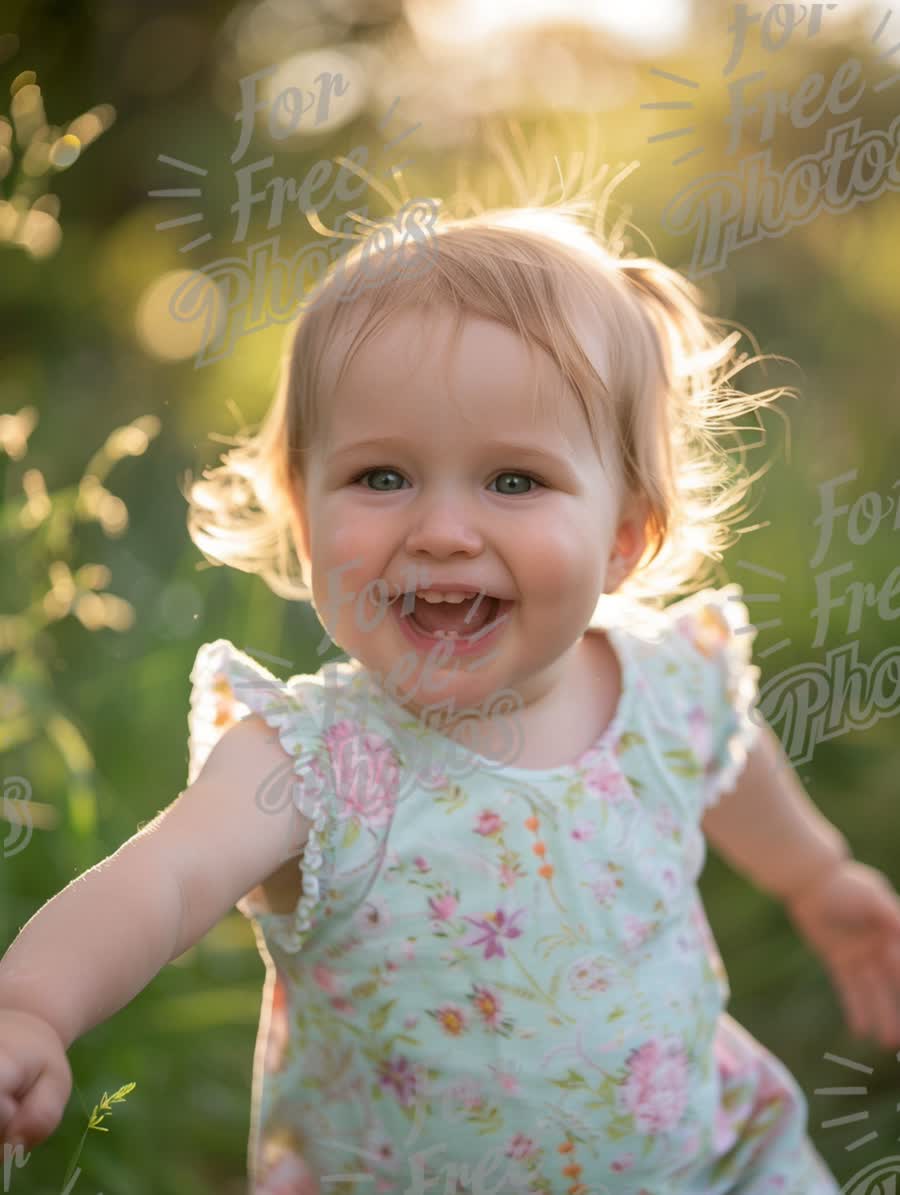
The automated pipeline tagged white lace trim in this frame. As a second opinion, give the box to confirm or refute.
[188,639,334,954]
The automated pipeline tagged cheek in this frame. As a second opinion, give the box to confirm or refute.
[516,519,600,587]
[314,499,384,568]
[309,501,395,619]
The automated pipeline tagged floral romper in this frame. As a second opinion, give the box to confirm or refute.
[187,583,841,1195]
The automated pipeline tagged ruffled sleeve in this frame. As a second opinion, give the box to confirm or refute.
[665,583,763,812]
[187,638,336,954]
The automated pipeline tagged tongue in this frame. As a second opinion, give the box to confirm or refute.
[412,595,495,636]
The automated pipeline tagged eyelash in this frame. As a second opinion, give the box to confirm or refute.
[350,468,545,494]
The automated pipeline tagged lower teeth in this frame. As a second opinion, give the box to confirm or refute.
[415,621,464,639]
[405,614,468,640]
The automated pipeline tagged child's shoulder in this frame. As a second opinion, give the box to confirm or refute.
[661,582,757,661]
[600,584,761,750]
[603,582,756,664]
[616,584,763,813]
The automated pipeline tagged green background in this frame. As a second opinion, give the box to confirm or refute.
[1,0,898,1190]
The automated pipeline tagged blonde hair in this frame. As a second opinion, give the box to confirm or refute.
[185,171,794,612]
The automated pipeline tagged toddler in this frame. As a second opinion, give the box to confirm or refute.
[3,184,900,1195]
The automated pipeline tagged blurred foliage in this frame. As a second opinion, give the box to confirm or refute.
[1,0,898,1191]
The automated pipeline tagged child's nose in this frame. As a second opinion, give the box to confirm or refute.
[403,490,484,557]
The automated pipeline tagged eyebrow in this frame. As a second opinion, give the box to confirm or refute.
[327,436,573,470]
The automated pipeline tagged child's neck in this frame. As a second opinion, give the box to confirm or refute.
[411,629,622,770]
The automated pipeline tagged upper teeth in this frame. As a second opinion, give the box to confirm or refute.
[415,591,473,603]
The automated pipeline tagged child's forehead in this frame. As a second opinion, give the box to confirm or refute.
[319,304,581,430]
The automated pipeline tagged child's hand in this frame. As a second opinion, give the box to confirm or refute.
[0,1009,72,1148]
[785,859,900,1050]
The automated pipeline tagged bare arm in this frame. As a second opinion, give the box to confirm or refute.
[0,715,311,1050]
[700,719,851,903]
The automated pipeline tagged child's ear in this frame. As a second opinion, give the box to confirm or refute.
[605,492,650,593]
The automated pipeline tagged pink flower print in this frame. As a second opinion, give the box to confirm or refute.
[618,1037,689,1133]
[498,861,521,888]
[329,995,355,1015]
[461,906,526,960]
[449,1075,484,1109]
[475,809,504,836]
[505,1132,537,1160]
[413,855,430,871]
[638,857,683,907]
[402,940,416,962]
[571,819,596,842]
[467,984,504,1030]
[324,721,399,826]
[376,1054,421,1107]
[256,1148,319,1195]
[587,872,617,906]
[687,705,712,766]
[623,913,654,950]
[312,963,341,995]
[567,956,610,995]
[420,765,449,790]
[610,1153,634,1172]
[428,891,458,921]
[488,1062,521,1095]
[354,897,391,935]
[432,1003,468,1036]
[584,754,632,803]
[403,1014,419,1030]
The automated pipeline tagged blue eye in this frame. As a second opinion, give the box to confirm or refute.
[350,469,543,494]
[490,472,541,496]
[354,468,407,491]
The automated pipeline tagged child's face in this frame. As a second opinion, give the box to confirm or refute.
[289,304,646,715]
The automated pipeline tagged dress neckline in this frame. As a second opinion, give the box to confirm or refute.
[356,623,634,779]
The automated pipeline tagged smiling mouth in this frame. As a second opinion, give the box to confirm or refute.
[394,592,510,641]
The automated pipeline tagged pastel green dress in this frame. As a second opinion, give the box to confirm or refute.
[187,583,841,1195]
